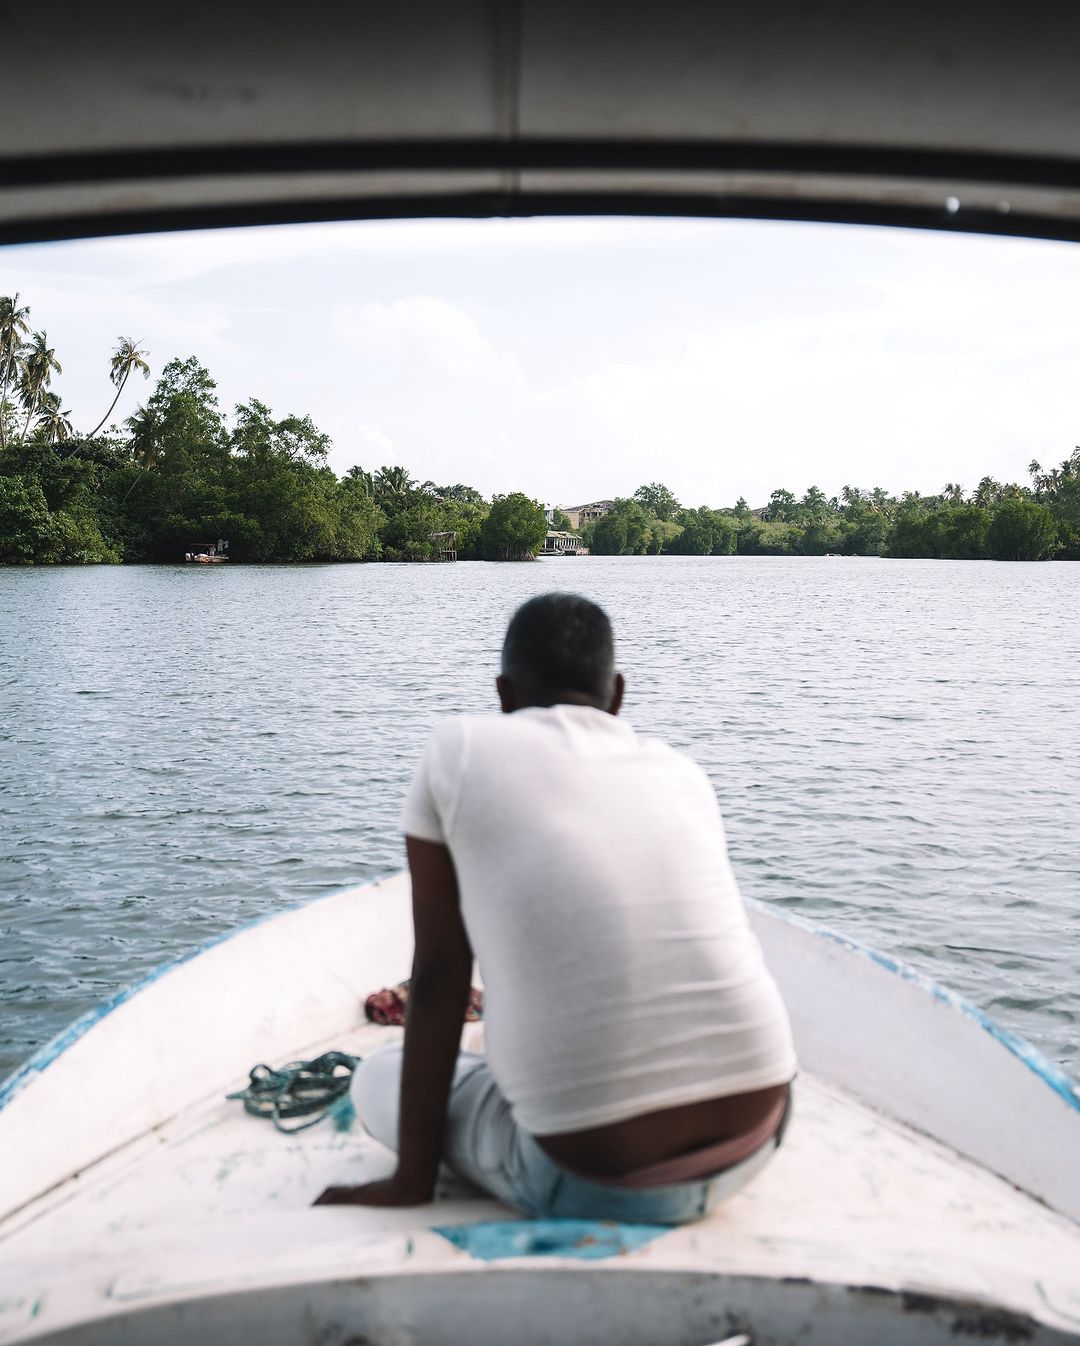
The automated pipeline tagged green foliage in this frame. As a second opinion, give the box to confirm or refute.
[632,481,680,521]
[336,475,385,560]
[0,475,54,562]
[480,493,547,561]
[986,499,1059,561]
[433,482,485,506]
[0,473,117,564]
[646,518,683,553]
[381,498,446,561]
[842,511,889,556]
[4,292,1079,568]
[550,508,574,532]
[46,506,121,564]
[372,465,415,510]
[1052,478,1080,559]
[768,488,798,522]
[613,498,654,553]
[936,505,990,560]
[589,498,664,555]
[836,490,891,555]
[1030,447,1080,559]
[668,507,737,555]
[799,485,833,525]
[798,517,841,555]
[591,512,627,555]
[0,298,511,566]
[736,519,803,555]
[885,503,934,559]
[667,515,712,555]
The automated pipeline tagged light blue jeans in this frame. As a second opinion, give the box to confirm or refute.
[351,1046,785,1225]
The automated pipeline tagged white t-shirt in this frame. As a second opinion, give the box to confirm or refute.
[401,705,797,1135]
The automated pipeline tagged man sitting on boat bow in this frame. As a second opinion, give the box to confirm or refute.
[316,593,795,1223]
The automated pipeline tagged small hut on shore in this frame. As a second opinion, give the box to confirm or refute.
[428,531,458,561]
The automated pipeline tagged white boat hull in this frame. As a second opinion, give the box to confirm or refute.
[1,875,1078,1344]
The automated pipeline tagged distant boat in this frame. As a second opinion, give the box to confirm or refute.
[0,875,1077,1344]
[185,541,229,564]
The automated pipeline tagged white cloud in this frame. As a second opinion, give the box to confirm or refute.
[7,217,1080,504]
[325,422,397,476]
[332,295,521,384]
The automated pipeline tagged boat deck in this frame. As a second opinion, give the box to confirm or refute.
[3,1017,1079,1343]
[2,877,1078,1343]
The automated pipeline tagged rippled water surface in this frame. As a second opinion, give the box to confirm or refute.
[2,558,1078,1081]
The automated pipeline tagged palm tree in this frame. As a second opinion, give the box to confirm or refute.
[942,482,964,504]
[16,332,62,445]
[120,403,161,503]
[373,464,415,507]
[124,403,160,468]
[36,392,73,445]
[345,465,375,494]
[0,293,31,449]
[869,487,893,516]
[972,476,1002,509]
[90,338,150,436]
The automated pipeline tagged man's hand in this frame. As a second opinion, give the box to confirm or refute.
[313,1174,433,1207]
[315,838,472,1212]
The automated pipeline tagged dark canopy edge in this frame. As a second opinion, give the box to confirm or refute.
[5,139,1080,246]
[7,140,1080,189]
[5,193,1079,251]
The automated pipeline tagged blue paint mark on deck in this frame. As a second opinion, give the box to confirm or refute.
[434,1219,668,1261]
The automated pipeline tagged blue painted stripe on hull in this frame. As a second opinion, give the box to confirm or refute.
[0,896,317,1115]
[3,881,1076,1123]
[746,898,1080,1116]
[0,927,246,1114]
[0,878,395,1113]
[433,1219,668,1261]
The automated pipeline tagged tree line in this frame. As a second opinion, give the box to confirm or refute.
[2,294,1077,564]
[582,471,1078,561]
[0,298,548,564]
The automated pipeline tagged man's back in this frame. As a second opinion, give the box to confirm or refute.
[403,703,796,1137]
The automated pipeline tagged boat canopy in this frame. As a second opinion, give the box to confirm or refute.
[7,0,1080,246]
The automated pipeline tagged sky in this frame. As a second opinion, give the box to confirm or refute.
[5,216,1080,509]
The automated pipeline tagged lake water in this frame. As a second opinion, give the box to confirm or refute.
[1,557,1078,1084]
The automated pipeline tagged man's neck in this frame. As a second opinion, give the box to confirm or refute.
[516,691,604,711]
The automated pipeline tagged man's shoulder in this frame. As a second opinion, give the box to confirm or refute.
[426,712,497,744]
[423,712,502,762]
[426,710,710,784]
[635,732,715,785]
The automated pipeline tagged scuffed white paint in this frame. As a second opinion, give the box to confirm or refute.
[0,876,1078,1344]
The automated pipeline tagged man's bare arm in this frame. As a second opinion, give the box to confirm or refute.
[314,836,473,1207]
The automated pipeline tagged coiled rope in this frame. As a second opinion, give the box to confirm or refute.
[227,1050,359,1133]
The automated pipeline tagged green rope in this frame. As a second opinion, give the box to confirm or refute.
[227,1050,359,1133]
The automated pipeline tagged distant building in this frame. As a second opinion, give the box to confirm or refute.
[561,500,614,531]
[540,530,587,556]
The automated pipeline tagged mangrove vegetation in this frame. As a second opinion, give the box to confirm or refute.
[1,295,1077,564]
